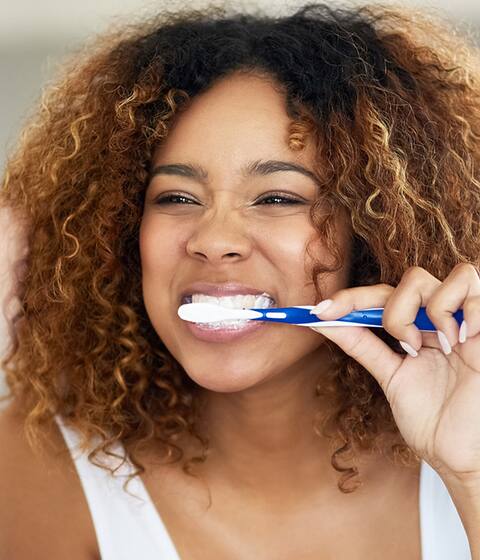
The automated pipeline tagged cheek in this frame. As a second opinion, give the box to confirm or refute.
[138,219,185,329]
[256,217,314,259]
[139,216,183,277]
[139,218,183,336]
[255,219,320,299]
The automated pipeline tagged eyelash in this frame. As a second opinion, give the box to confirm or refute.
[153,193,304,206]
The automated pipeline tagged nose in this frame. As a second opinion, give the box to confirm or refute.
[185,209,252,264]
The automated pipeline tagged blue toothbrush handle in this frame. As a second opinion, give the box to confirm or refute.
[249,306,464,332]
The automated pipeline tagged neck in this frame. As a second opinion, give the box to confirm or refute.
[190,345,342,498]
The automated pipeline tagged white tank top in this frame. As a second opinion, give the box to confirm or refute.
[54,414,471,559]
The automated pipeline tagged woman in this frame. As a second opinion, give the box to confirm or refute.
[1,2,480,558]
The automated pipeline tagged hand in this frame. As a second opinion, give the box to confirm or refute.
[309,264,480,484]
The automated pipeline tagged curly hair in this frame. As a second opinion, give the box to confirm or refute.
[2,1,480,496]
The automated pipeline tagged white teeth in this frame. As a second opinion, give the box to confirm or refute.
[190,293,275,308]
[182,292,275,330]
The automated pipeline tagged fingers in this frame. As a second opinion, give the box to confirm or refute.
[421,263,480,352]
[310,283,395,320]
[311,264,480,358]
[381,267,441,353]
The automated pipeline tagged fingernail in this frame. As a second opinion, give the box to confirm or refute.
[310,299,333,315]
[399,340,418,357]
[437,330,452,355]
[459,320,468,343]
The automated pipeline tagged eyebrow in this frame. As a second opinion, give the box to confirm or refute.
[149,159,322,188]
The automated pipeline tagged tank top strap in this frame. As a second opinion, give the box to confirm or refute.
[54,414,182,560]
[419,460,471,559]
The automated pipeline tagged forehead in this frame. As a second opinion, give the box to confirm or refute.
[151,72,317,169]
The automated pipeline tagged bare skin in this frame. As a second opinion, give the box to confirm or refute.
[1,71,422,559]
[133,429,421,559]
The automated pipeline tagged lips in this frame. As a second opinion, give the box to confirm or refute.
[179,281,276,305]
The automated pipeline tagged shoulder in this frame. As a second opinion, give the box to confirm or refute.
[0,399,100,560]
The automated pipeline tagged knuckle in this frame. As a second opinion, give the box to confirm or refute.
[402,266,437,287]
[457,262,480,279]
[404,266,424,278]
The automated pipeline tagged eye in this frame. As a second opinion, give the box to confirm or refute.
[153,193,198,205]
[152,192,305,206]
[255,193,304,205]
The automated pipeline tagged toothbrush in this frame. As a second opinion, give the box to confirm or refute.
[177,303,464,332]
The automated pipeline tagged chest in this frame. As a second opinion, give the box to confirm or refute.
[155,506,422,560]
[138,467,422,560]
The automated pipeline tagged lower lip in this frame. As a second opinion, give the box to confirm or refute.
[184,317,267,342]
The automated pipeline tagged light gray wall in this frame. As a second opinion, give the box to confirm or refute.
[2,0,480,167]
[1,0,479,402]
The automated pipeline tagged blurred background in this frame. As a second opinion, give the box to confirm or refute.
[1,0,480,401]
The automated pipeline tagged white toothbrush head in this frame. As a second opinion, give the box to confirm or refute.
[178,303,263,323]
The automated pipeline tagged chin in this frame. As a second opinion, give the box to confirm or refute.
[180,360,272,393]
[157,319,324,393]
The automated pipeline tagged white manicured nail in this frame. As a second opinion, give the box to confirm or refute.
[459,320,468,343]
[399,340,418,357]
[437,330,451,355]
[310,299,333,315]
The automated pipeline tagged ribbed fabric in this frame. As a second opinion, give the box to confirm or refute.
[54,414,471,559]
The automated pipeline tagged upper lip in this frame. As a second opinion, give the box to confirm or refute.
[179,282,276,302]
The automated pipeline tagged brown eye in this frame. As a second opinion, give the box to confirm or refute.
[256,194,304,205]
[154,194,198,205]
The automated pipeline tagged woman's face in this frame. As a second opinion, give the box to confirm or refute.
[140,73,352,392]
